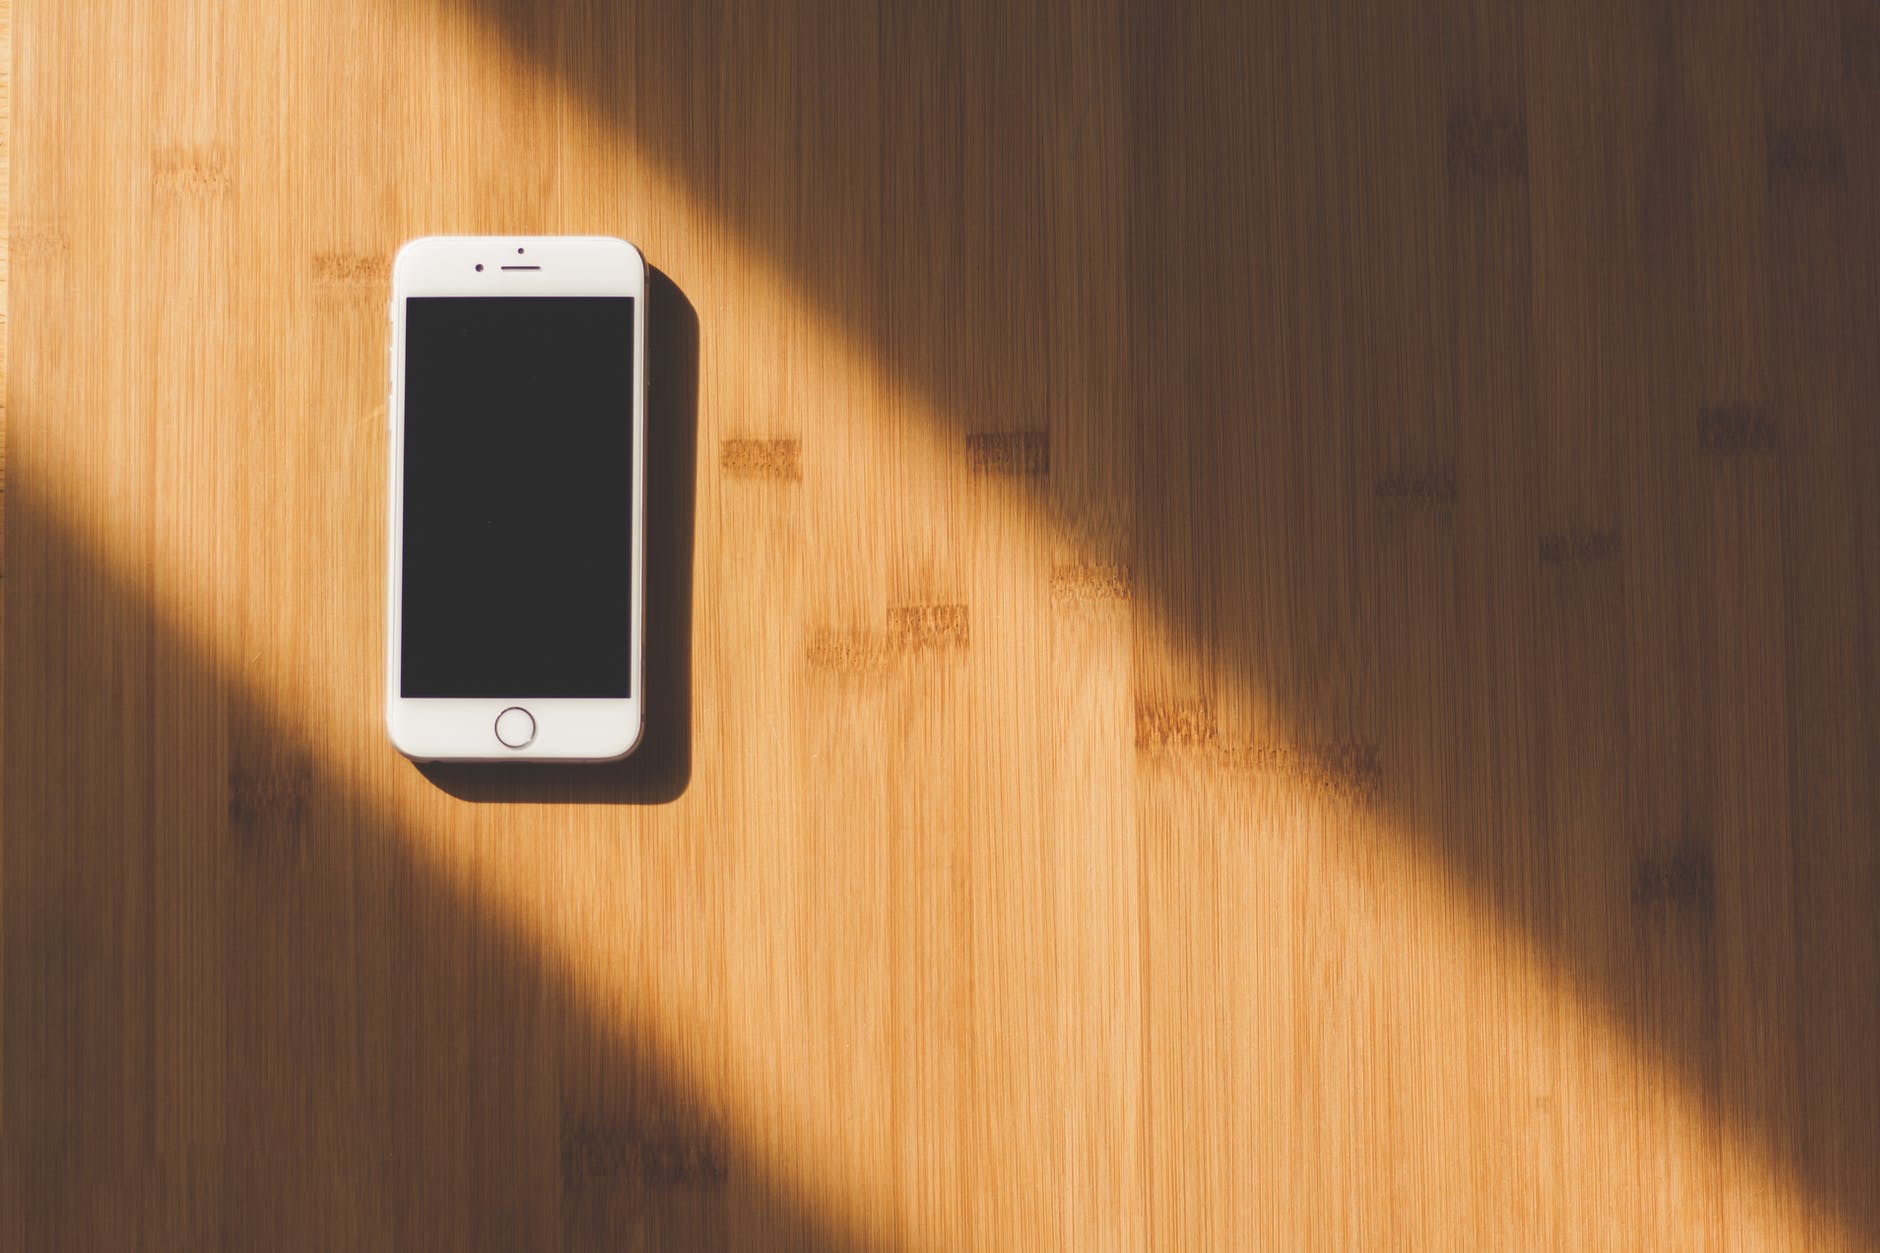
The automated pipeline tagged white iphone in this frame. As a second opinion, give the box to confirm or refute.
[386,236,646,762]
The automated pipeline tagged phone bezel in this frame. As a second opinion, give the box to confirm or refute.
[385,235,647,762]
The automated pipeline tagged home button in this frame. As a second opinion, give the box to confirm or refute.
[494,706,536,749]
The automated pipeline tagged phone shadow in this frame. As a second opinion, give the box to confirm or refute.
[419,266,698,806]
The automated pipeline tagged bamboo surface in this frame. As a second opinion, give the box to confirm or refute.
[5,0,1879,1248]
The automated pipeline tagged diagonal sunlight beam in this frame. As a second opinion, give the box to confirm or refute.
[9,0,1873,1244]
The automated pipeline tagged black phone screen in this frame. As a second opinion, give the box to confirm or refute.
[400,295,635,698]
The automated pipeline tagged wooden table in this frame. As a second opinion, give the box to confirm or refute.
[6,0,1878,1247]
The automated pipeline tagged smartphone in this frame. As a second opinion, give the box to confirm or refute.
[385,236,646,761]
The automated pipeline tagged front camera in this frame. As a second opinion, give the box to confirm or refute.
[475,263,484,272]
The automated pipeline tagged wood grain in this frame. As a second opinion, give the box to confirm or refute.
[6,0,1878,1248]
